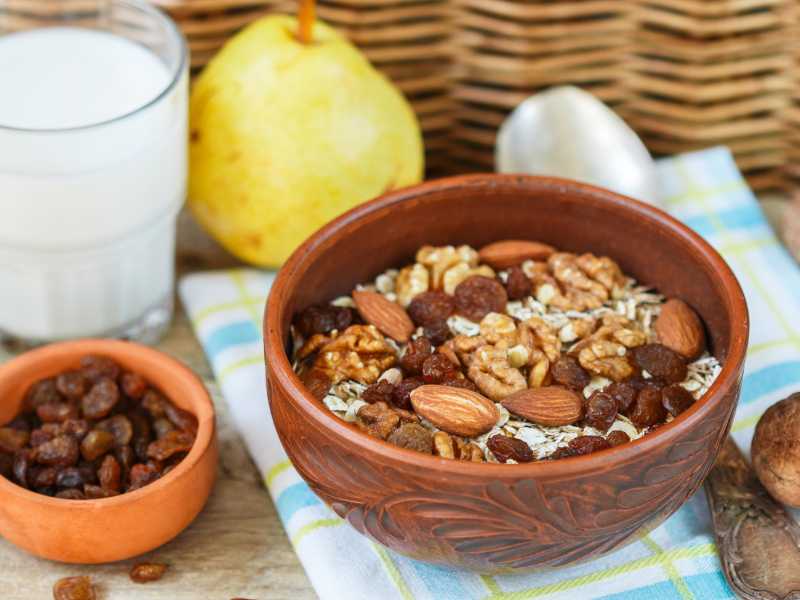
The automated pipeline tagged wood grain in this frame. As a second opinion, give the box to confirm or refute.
[0,211,317,600]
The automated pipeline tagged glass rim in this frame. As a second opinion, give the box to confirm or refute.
[0,0,187,134]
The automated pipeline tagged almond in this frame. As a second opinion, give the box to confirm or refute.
[410,385,498,437]
[352,290,414,343]
[477,239,556,269]
[654,298,706,360]
[501,386,582,426]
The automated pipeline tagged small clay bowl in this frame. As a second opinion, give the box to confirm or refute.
[265,174,748,572]
[0,339,217,563]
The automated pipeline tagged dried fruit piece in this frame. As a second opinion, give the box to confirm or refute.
[407,291,455,327]
[37,402,79,423]
[362,380,395,404]
[487,434,534,463]
[357,402,401,439]
[607,430,631,447]
[421,354,458,384]
[129,463,161,491]
[584,392,617,432]
[130,562,169,583]
[661,384,695,417]
[0,427,30,453]
[24,378,61,412]
[83,484,120,499]
[56,489,86,500]
[399,337,433,375]
[141,390,167,419]
[441,376,479,392]
[98,454,122,492]
[294,304,358,338]
[631,343,687,384]
[80,355,120,382]
[56,466,90,489]
[120,372,148,399]
[453,276,508,322]
[13,449,34,487]
[478,239,555,269]
[164,402,198,435]
[391,377,424,410]
[568,435,611,456]
[81,378,120,420]
[147,430,195,461]
[61,419,90,440]
[550,356,590,391]
[605,381,638,413]
[501,387,583,427]
[423,321,451,345]
[80,430,115,462]
[37,435,79,467]
[31,466,58,488]
[386,423,433,453]
[53,576,96,600]
[655,298,706,360]
[56,371,88,401]
[504,266,532,300]
[352,290,414,343]
[629,387,668,428]
[95,415,133,447]
[410,385,499,437]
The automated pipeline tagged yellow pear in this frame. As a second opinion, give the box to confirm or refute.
[189,14,424,267]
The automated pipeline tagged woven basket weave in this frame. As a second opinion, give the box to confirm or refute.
[157,0,800,190]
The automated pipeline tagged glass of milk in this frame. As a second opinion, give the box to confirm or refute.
[0,0,188,346]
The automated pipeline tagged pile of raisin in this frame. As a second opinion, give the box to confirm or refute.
[0,355,197,500]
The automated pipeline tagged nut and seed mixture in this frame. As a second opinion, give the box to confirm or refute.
[0,355,197,498]
[291,241,721,463]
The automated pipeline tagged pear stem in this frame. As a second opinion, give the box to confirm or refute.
[298,0,316,44]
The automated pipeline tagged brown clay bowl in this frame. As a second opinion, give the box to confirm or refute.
[265,174,748,572]
[0,339,217,563]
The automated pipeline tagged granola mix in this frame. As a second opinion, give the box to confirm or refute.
[291,241,721,463]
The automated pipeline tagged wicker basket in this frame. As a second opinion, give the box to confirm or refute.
[156,0,800,190]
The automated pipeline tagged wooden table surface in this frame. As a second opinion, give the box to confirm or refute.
[0,212,317,600]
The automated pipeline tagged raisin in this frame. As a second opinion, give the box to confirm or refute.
[13,449,33,487]
[36,435,79,467]
[129,463,161,491]
[442,376,479,392]
[548,446,575,460]
[152,418,175,440]
[391,377,424,410]
[295,304,358,337]
[24,378,62,412]
[629,387,668,428]
[53,576,96,600]
[98,454,121,492]
[30,428,54,447]
[130,562,169,583]
[141,390,167,419]
[30,466,58,488]
[0,453,12,479]
[37,402,79,423]
[399,337,433,376]
[487,434,534,463]
[606,430,631,447]
[407,291,455,327]
[605,381,638,413]
[386,423,433,453]
[115,445,136,476]
[630,344,687,384]
[56,488,86,500]
[568,435,611,455]
[0,427,29,453]
[56,466,90,489]
[56,371,88,401]
[147,430,195,461]
[362,380,395,404]
[80,430,114,462]
[584,392,617,432]
[358,402,401,439]
[164,401,198,434]
[83,484,120,499]
[80,355,120,382]
[61,419,90,440]
[504,266,532,300]
[423,321,451,346]
[421,353,458,384]
[661,385,695,417]
[6,416,31,432]
[81,378,120,420]
[551,357,591,391]
[120,372,148,399]
[454,276,508,322]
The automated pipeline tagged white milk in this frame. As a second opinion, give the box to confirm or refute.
[0,27,187,342]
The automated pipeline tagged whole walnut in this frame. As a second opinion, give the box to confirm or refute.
[752,393,800,507]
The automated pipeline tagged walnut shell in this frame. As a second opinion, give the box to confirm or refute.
[752,393,800,508]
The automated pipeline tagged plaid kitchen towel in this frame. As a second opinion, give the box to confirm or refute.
[179,146,800,600]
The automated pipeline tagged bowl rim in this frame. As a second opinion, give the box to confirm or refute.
[265,173,749,477]
[0,339,215,507]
